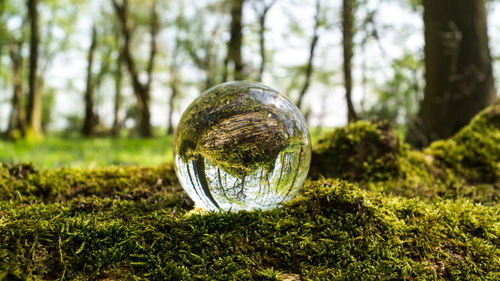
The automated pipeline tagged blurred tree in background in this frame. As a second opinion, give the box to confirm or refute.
[0,0,498,144]
[409,0,497,147]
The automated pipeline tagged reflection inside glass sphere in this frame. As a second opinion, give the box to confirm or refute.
[174,81,311,211]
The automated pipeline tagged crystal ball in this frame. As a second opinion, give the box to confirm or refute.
[174,81,311,211]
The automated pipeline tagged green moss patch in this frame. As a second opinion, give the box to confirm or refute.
[310,101,500,204]
[0,163,189,206]
[1,180,499,280]
[309,120,399,181]
[426,99,500,184]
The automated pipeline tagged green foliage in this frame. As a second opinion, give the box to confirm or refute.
[362,51,423,130]
[41,88,56,132]
[0,136,174,168]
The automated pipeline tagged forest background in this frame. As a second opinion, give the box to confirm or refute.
[0,0,499,166]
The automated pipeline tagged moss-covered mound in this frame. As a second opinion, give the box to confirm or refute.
[426,99,500,184]
[310,101,500,203]
[1,180,499,280]
[310,120,399,181]
[1,102,499,280]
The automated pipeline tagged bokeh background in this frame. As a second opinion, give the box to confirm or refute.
[1,0,499,168]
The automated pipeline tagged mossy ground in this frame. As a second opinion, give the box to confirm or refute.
[1,102,499,280]
[310,100,500,204]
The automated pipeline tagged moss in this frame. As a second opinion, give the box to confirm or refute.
[0,162,190,206]
[1,179,498,280]
[309,120,399,181]
[310,102,500,203]
[426,99,500,184]
[197,111,288,177]
[1,101,499,280]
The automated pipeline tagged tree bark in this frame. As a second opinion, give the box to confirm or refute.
[342,0,358,123]
[82,25,98,136]
[296,0,320,111]
[26,0,42,138]
[111,52,123,137]
[6,42,27,138]
[112,0,157,137]
[414,0,496,146]
[167,37,181,135]
[256,0,275,82]
[204,25,219,89]
[167,68,179,135]
[223,0,245,81]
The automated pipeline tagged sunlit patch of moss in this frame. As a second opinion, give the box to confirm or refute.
[426,99,500,184]
[0,162,189,206]
[309,120,400,181]
[1,179,498,280]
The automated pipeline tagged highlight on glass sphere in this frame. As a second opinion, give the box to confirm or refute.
[173,81,311,212]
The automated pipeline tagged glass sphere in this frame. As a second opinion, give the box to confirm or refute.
[174,81,311,211]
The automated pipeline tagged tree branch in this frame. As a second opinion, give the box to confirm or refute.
[112,0,144,96]
[146,0,158,91]
[296,0,320,111]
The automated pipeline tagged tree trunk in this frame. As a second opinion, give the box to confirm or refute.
[167,69,178,135]
[82,25,98,136]
[6,42,27,138]
[257,13,266,82]
[167,37,181,135]
[224,0,245,81]
[414,0,496,146]
[204,27,217,89]
[26,0,42,138]
[111,52,123,137]
[112,0,157,138]
[342,0,358,123]
[256,0,275,82]
[296,0,320,111]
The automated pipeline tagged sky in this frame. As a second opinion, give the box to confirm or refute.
[0,0,499,132]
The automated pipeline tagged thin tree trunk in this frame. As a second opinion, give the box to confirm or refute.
[167,68,178,135]
[222,56,229,82]
[412,0,496,146]
[256,0,275,82]
[167,37,180,135]
[204,25,220,89]
[112,0,157,137]
[111,52,123,137]
[342,0,358,122]
[82,25,98,136]
[26,0,42,138]
[257,13,266,82]
[224,0,245,81]
[6,42,27,137]
[296,0,320,111]
[140,0,157,137]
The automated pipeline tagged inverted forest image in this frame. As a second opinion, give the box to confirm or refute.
[0,0,499,280]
